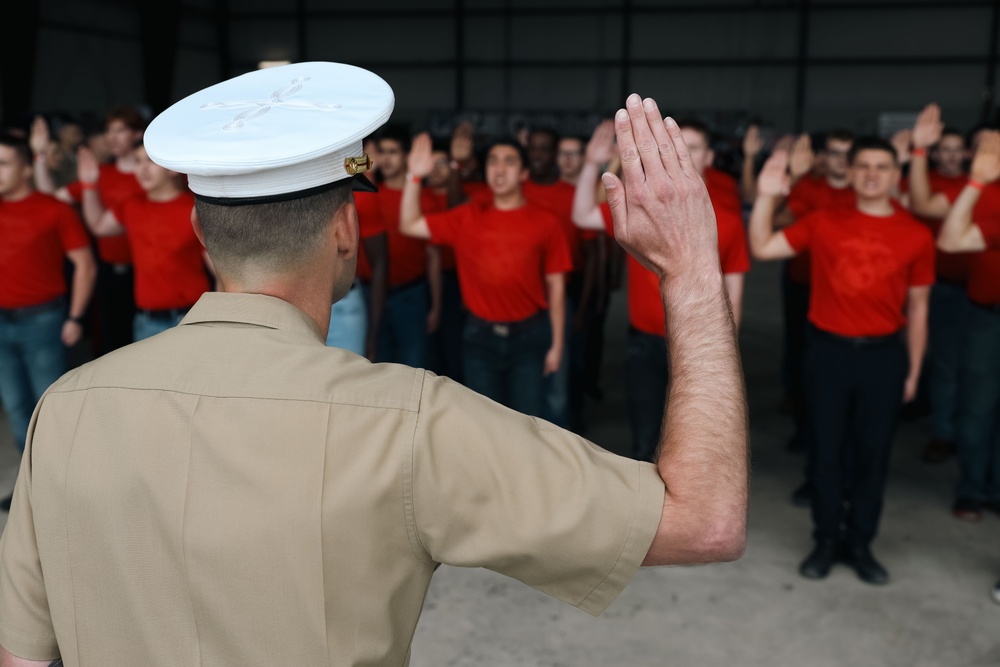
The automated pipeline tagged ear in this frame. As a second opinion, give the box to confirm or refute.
[520,167,529,183]
[332,200,359,261]
[706,148,716,170]
[190,207,206,249]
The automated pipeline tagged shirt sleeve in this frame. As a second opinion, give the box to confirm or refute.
[543,213,574,276]
[0,402,60,660]
[57,202,92,252]
[781,210,819,254]
[425,204,468,248]
[408,373,664,617]
[909,228,937,287]
[718,210,751,275]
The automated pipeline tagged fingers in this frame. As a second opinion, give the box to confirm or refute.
[642,99,680,177]
[663,116,698,180]
[615,106,644,186]
[602,171,627,238]
[622,94,661,186]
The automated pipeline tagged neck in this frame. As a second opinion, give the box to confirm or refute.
[826,174,849,189]
[217,271,335,339]
[2,183,33,202]
[116,154,136,173]
[936,166,964,178]
[146,184,181,202]
[492,190,525,211]
[384,172,405,189]
[856,196,894,217]
[560,174,579,186]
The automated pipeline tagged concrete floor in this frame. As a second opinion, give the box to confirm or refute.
[1,260,998,666]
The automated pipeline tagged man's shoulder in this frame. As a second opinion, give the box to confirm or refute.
[46,328,428,414]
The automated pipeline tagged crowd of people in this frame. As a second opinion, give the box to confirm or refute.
[1,99,998,600]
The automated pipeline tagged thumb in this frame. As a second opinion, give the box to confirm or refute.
[602,172,626,237]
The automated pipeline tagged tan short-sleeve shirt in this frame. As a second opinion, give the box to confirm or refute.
[0,293,664,665]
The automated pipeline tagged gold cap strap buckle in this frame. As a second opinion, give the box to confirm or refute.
[345,153,373,175]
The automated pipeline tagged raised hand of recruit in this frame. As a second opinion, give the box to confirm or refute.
[76,146,100,185]
[450,121,474,163]
[742,124,763,159]
[757,150,791,198]
[913,103,943,150]
[407,132,435,179]
[602,94,718,280]
[971,130,1000,185]
[586,119,615,166]
[30,116,51,156]
[788,134,814,179]
[891,128,913,165]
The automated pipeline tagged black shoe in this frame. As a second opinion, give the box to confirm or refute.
[952,497,983,522]
[791,481,811,508]
[0,493,12,513]
[843,545,888,585]
[799,540,840,580]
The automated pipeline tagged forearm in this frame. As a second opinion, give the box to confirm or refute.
[652,271,749,563]
[740,155,757,204]
[427,247,442,314]
[81,189,106,229]
[33,156,56,194]
[547,277,565,353]
[909,154,943,218]
[938,186,985,252]
[906,304,928,382]
[400,181,429,238]
[748,195,778,258]
[572,163,605,230]
[69,254,96,319]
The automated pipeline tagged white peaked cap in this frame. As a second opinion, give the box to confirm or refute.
[144,62,394,204]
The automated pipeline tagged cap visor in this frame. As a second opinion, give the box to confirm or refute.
[352,174,378,193]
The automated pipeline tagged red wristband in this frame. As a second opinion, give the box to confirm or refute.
[406,173,422,184]
[911,148,927,157]
[968,179,985,191]
[81,182,98,191]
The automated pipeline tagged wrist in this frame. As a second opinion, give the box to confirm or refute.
[405,172,423,185]
[968,179,986,191]
[66,315,84,325]
[34,153,47,164]
[81,181,98,191]
[911,147,928,158]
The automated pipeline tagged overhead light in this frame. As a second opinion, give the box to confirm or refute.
[258,60,292,69]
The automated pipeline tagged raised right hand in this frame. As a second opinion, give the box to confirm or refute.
[450,121,474,163]
[585,119,615,166]
[407,132,435,179]
[971,130,1000,185]
[30,116,51,156]
[912,103,943,150]
[757,151,791,198]
[742,125,763,159]
[788,134,814,179]
[76,146,100,185]
[602,95,718,281]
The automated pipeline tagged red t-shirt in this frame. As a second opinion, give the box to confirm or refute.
[465,181,493,208]
[376,186,428,288]
[425,202,572,322]
[67,163,143,264]
[900,171,972,284]
[968,187,1000,306]
[785,176,856,284]
[0,192,90,309]
[111,193,208,311]
[523,180,595,270]
[421,189,456,271]
[354,191,385,282]
[599,200,750,336]
[705,167,742,214]
[782,205,936,337]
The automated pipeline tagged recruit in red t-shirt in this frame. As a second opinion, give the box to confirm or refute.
[705,167,743,214]
[785,176,856,284]
[67,163,144,265]
[421,189,456,270]
[782,205,936,337]
[599,197,750,337]
[376,186,429,288]
[0,192,91,309]
[111,192,209,311]
[354,191,385,282]
[900,171,971,284]
[523,180,594,270]
[425,202,572,322]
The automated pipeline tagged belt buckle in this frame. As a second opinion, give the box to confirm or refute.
[492,324,510,338]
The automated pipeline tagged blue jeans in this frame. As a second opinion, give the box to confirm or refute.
[377,280,428,368]
[133,311,186,342]
[327,282,367,356]
[955,304,1000,503]
[624,328,668,462]
[463,312,550,418]
[927,282,970,441]
[0,303,67,452]
[543,296,572,428]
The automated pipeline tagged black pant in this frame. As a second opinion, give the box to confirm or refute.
[624,328,668,462]
[804,326,907,547]
[782,265,810,435]
[94,262,135,356]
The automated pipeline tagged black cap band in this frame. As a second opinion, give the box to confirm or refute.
[193,173,377,206]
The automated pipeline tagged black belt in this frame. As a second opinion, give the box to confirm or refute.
[387,277,426,295]
[809,324,900,348]
[971,300,1000,313]
[0,296,66,322]
[468,311,546,338]
[138,306,192,321]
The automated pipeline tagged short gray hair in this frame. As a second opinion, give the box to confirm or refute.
[194,182,354,273]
